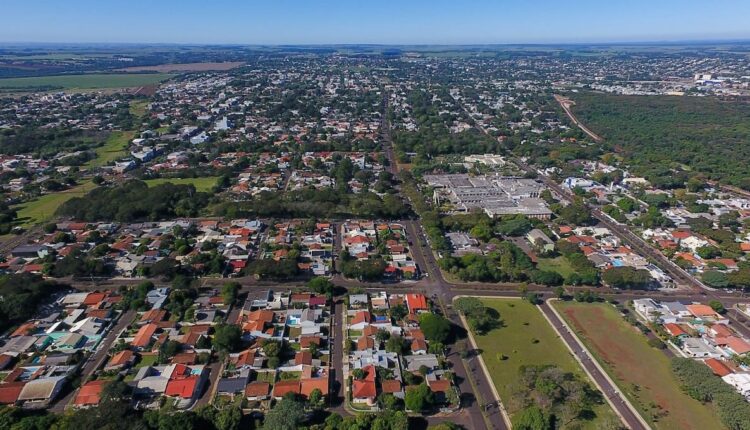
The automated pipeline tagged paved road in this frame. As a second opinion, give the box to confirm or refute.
[329,298,346,412]
[539,302,649,430]
[193,300,243,408]
[50,308,136,412]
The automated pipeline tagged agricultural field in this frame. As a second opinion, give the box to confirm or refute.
[117,62,245,72]
[0,73,174,91]
[569,92,750,189]
[554,301,725,430]
[13,181,97,227]
[471,298,618,428]
[85,131,134,168]
[143,176,220,192]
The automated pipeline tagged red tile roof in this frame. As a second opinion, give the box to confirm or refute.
[295,351,313,365]
[83,292,107,306]
[704,358,732,377]
[300,378,328,398]
[165,375,199,398]
[686,304,719,318]
[0,382,25,404]
[380,379,402,394]
[272,380,301,398]
[132,323,158,348]
[405,294,428,312]
[351,311,372,325]
[663,323,687,337]
[427,379,451,393]
[245,381,270,398]
[107,350,135,367]
[74,380,108,406]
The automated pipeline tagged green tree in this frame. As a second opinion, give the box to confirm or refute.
[221,282,240,305]
[512,405,549,430]
[213,324,241,353]
[418,313,451,343]
[702,270,729,288]
[404,383,433,412]
[307,276,334,297]
[263,397,305,430]
[708,300,726,314]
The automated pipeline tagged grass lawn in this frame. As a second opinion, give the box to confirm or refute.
[136,354,158,368]
[143,177,219,192]
[0,73,174,90]
[554,301,724,430]
[472,298,617,427]
[536,256,575,279]
[85,130,134,168]
[279,371,301,381]
[129,100,150,118]
[13,181,97,227]
[254,371,277,384]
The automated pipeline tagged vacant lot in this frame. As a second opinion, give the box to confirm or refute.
[143,177,219,192]
[0,73,174,90]
[85,131,133,168]
[536,256,575,279]
[472,298,617,427]
[117,62,244,72]
[14,181,97,227]
[555,301,724,430]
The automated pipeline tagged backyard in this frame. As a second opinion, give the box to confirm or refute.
[554,301,725,430]
[471,298,617,427]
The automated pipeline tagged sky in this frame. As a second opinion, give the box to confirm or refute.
[2,0,750,45]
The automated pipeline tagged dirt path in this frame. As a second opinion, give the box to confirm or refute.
[554,94,604,143]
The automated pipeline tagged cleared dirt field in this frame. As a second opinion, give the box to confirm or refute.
[473,298,618,428]
[117,62,244,72]
[555,301,724,430]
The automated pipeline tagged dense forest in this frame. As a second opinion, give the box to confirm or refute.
[570,92,750,189]
[56,180,211,221]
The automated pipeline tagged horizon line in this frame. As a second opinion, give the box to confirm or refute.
[1,38,750,48]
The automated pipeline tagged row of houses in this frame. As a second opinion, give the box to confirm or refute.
[4,219,264,279]
[0,290,121,408]
[345,292,457,410]
[634,298,750,399]
[342,221,419,280]
[212,290,331,409]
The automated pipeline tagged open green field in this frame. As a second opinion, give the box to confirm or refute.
[569,92,750,189]
[472,298,617,427]
[14,181,97,227]
[143,177,219,192]
[0,73,174,90]
[536,256,575,279]
[129,100,150,118]
[554,301,724,430]
[85,131,134,168]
